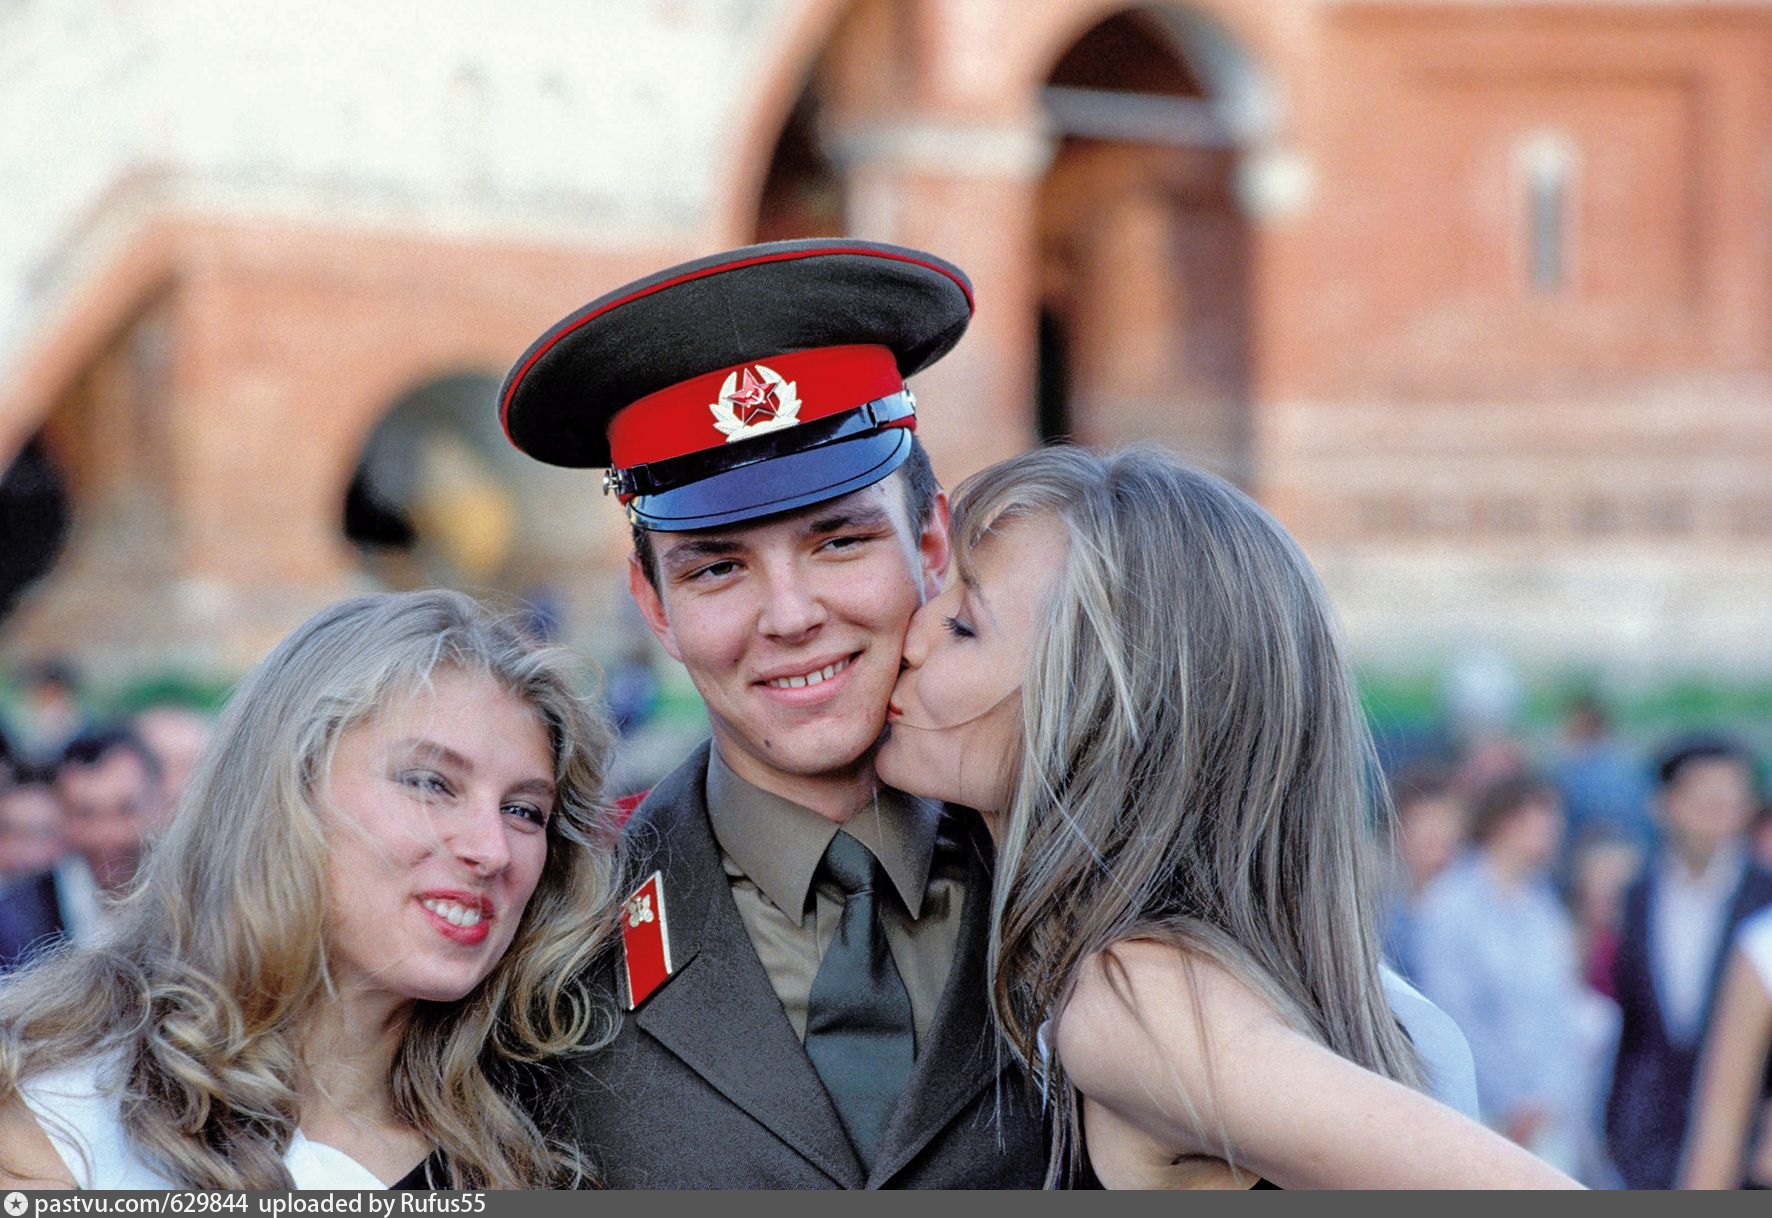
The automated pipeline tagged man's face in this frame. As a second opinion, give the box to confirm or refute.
[1493,791,1565,874]
[631,476,949,799]
[0,786,65,878]
[59,750,159,892]
[131,706,213,829]
[1660,756,1756,864]
[1398,794,1466,888]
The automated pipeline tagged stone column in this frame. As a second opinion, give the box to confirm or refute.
[826,115,1055,487]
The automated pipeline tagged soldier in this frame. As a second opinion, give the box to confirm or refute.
[499,239,1047,1187]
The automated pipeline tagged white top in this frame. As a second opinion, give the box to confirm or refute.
[1736,904,1772,994]
[19,1057,390,1189]
[1381,964,1482,1122]
[1651,845,1746,1046]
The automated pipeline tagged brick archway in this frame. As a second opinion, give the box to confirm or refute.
[0,209,680,672]
[0,206,184,470]
[711,0,1288,490]
[708,0,861,246]
[990,0,1294,116]
[1031,5,1264,485]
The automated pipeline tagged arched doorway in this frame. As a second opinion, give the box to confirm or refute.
[1035,6,1261,484]
[343,372,635,646]
[0,435,71,625]
[748,0,914,244]
[345,373,524,594]
[754,82,847,243]
[0,287,185,667]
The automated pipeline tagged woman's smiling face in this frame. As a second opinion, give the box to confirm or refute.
[320,667,556,1011]
[878,513,1066,829]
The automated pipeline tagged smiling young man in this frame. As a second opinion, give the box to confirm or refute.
[499,239,1047,1188]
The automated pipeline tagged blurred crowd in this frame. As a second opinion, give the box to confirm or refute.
[1382,694,1772,1188]
[3,652,1770,1189]
[0,660,215,975]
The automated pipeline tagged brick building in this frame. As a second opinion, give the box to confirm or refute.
[1,0,1769,687]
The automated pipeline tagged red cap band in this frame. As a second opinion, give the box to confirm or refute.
[606,344,905,468]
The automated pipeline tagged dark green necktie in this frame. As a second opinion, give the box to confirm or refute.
[804,829,915,1167]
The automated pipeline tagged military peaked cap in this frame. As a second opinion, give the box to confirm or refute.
[499,238,973,530]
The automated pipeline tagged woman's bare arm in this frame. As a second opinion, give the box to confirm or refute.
[0,1095,77,1189]
[1053,940,1582,1189]
[1678,949,1772,1189]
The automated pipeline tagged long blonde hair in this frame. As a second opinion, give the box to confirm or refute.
[0,590,623,1188]
[954,447,1421,1181]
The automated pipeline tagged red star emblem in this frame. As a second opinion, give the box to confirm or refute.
[726,366,780,426]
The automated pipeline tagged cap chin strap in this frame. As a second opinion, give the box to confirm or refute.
[604,390,916,500]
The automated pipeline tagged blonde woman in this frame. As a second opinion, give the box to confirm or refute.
[0,590,623,1189]
[877,445,1579,1189]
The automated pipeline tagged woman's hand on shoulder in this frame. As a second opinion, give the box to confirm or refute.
[0,1095,77,1189]
[1053,940,1583,1190]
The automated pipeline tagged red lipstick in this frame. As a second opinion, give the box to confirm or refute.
[416,890,493,947]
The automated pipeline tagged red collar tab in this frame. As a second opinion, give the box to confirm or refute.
[606,344,904,469]
[621,870,674,1009]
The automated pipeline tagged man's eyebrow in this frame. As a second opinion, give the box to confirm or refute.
[802,504,894,536]
[659,536,745,575]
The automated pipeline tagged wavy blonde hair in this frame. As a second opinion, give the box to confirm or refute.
[0,590,623,1188]
[951,447,1421,1183]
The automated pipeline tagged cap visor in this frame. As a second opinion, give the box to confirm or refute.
[628,428,913,531]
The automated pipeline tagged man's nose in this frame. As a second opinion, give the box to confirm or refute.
[757,568,827,639]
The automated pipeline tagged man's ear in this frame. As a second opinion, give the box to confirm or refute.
[917,489,952,603]
[627,552,683,663]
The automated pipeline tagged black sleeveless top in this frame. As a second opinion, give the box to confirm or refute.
[390,1151,449,1190]
[1072,1147,1280,1190]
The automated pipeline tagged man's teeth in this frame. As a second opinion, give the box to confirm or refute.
[766,657,851,690]
[421,898,483,927]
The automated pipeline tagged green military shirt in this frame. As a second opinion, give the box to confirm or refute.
[705,746,967,1051]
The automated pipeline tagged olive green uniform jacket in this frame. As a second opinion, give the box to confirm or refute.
[557,742,1048,1188]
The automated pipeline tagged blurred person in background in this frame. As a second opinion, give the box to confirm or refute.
[128,701,215,830]
[1412,773,1612,1180]
[1568,830,1643,1002]
[1552,693,1655,881]
[1751,800,1772,872]
[1381,763,1466,983]
[0,728,161,971]
[1440,647,1524,758]
[2,660,89,768]
[1679,902,1772,1189]
[1451,736,1532,805]
[1606,734,1772,1189]
[0,768,65,886]
[602,636,660,739]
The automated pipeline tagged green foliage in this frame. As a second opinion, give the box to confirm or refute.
[1356,666,1772,765]
[108,673,237,717]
